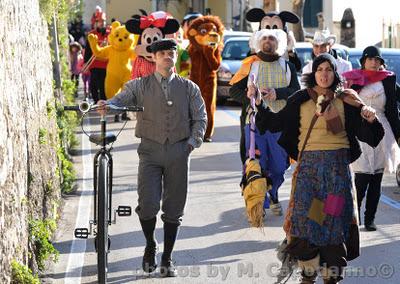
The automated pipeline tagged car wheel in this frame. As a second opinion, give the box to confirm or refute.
[396,163,400,186]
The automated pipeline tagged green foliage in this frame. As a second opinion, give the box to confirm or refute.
[11,260,40,284]
[45,180,54,194]
[39,128,48,145]
[29,219,59,271]
[55,100,78,193]
[39,0,58,24]
[56,142,76,193]
[46,100,56,119]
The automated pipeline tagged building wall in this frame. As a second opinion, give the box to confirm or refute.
[105,0,153,24]
[207,0,228,27]
[103,0,400,47]
[0,0,60,281]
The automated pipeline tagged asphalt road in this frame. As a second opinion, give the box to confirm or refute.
[43,101,400,284]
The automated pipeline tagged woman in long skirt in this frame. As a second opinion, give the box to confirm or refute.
[253,54,384,283]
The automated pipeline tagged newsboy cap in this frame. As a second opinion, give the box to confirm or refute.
[149,39,177,53]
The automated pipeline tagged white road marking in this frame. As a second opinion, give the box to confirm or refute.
[64,122,93,283]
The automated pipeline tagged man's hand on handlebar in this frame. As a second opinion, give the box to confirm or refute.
[97,100,107,115]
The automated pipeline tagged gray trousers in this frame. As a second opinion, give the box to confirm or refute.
[135,138,190,224]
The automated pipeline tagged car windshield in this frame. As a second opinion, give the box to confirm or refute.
[383,56,400,77]
[222,41,250,60]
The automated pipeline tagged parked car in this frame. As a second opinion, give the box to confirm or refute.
[217,36,251,104]
[222,30,252,43]
[348,48,400,84]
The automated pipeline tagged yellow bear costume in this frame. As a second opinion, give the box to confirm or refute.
[88,21,138,99]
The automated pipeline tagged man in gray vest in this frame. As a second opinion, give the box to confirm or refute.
[97,38,207,277]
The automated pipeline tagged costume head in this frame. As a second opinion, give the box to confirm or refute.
[187,15,224,49]
[245,8,299,32]
[126,11,180,62]
[303,53,342,90]
[108,21,136,51]
[360,46,385,67]
[251,29,287,56]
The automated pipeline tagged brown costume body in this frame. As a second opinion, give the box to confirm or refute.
[188,16,224,139]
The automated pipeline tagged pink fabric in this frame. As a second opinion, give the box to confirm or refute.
[324,194,345,217]
[342,69,394,87]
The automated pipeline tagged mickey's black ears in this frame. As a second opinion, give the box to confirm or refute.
[125,18,142,34]
[246,8,300,24]
[278,11,300,24]
[246,8,265,22]
[126,18,180,35]
[161,18,180,34]
[139,9,147,16]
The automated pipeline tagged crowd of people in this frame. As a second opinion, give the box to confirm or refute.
[67,6,400,284]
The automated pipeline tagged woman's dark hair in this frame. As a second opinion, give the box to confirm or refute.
[302,53,343,91]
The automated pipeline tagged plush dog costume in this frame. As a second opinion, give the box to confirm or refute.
[126,11,180,79]
[88,21,137,99]
[246,9,302,72]
[187,15,224,141]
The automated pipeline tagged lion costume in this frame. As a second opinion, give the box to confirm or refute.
[187,16,224,141]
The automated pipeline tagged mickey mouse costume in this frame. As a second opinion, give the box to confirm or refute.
[246,8,302,72]
[125,11,180,79]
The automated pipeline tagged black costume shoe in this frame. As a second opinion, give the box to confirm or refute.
[365,222,377,231]
[300,271,318,284]
[160,258,178,277]
[114,114,120,122]
[324,278,340,284]
[204,137,212,142]
[121,112,131,120]
[142,245,158,273]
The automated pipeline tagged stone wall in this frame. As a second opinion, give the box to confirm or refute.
[0,0,61,282]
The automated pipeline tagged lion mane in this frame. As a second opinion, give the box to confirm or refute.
[187,15,224,140]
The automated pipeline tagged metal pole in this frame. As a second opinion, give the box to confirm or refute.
[50,12,62,97]
[239,0,243,31]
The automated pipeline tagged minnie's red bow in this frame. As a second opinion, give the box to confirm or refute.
[140,16,167,29]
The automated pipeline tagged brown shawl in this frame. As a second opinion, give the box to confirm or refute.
[307,85,365,134]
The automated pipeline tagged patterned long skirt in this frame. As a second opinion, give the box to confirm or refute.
[290,149,355,246]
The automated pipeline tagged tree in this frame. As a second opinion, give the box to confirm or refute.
[292,0,305,41]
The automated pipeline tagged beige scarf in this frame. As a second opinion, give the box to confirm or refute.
[307,86,365,134]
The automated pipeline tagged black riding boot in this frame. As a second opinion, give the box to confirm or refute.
[160,222,179,277]
[139,217,157,273]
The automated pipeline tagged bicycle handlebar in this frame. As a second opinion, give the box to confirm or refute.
[64,105,80,111]
[63,101,144,113]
